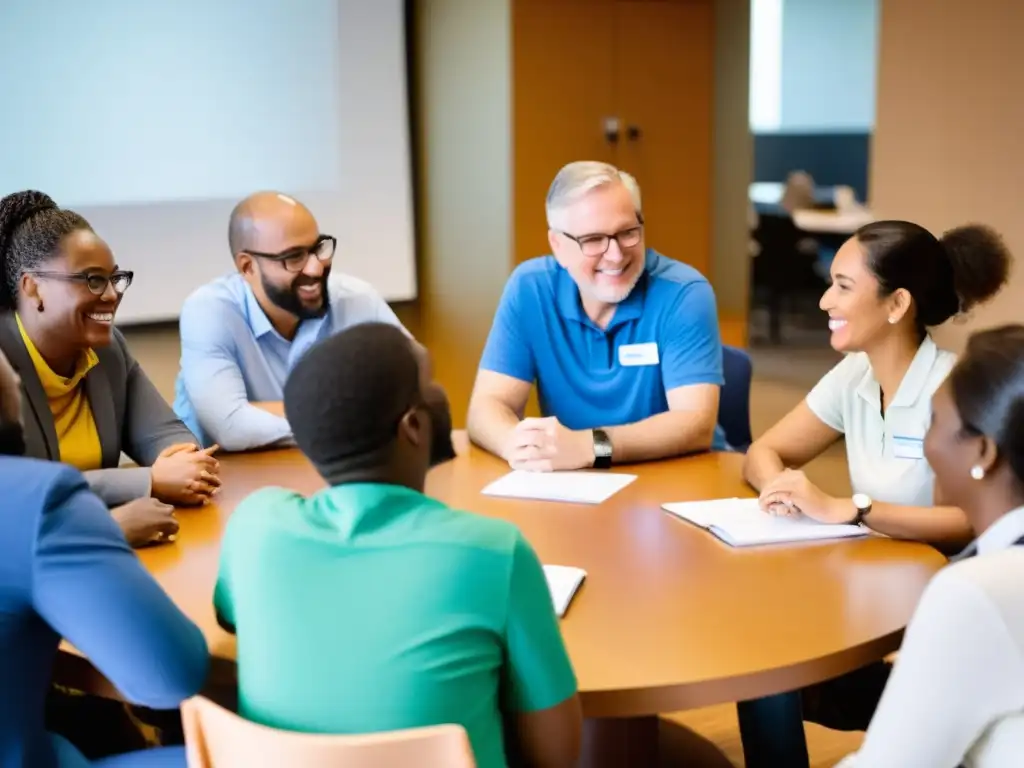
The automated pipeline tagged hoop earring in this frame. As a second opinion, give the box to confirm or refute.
[970,465,986,481]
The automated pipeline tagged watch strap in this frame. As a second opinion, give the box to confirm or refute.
[848,496,873,525]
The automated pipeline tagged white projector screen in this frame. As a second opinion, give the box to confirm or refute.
[0,0,417,323]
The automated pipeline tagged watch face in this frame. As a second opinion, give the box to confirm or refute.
[852,492,871,510]
[593,429,612,458]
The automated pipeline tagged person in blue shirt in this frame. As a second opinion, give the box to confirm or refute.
[173,191,411,453]
[0,345,210,767]
[468,161,726,471]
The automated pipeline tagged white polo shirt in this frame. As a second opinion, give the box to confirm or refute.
[805,336,954,507]
[838,507,1024,767]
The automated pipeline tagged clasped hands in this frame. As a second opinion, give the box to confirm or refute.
[112,443,221,548]
[758,469,854,524]
[152,442,222,505]
[503,417,593,472]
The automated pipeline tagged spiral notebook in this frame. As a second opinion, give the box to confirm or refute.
[662,498,869,547]
[543,565,587,617]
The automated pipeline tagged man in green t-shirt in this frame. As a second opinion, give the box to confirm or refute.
[215,322,582,768]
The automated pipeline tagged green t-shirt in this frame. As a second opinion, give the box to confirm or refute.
[214,482,577,768]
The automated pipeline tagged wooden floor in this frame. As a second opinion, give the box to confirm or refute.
[662,707,862,767]
[122,318,860,767]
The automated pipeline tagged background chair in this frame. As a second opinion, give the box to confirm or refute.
[750,212,827,344]
[182,696,476,768]
[719,345,753,452]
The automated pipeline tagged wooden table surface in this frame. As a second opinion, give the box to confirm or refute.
[60,432,945,720]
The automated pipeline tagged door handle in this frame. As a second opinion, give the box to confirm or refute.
[602,117,621,144]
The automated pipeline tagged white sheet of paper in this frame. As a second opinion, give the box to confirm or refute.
[482,470,637,504]
[662,497,869,547]
[543,565,587,617]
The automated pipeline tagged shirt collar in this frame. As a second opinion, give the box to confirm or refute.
[309,482,443,541]
[241,279,332,342]
[975,506,1024,556]
[242,280,275,339]
[856,335,939,409]
[554,248,652,330]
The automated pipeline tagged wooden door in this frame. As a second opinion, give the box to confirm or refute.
[511,0,715,276]
[511,0,617,265]
[612,0,715,277]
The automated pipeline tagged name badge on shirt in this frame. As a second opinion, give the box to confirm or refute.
[618,342,660,367]
[892,435,925,460]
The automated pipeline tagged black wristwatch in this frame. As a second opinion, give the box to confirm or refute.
[848,493,873,525]
[592,428,613,469]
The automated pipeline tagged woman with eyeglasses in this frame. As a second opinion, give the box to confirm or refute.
[838,324,1024,767]
[0,190,221,548]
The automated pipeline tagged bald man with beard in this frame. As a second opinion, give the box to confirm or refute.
[173,191,412,452]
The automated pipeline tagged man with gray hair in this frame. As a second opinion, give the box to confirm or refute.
[468,161,726,471]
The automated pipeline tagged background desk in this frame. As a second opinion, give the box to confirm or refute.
[793,209,874,235]
[57,434,944,766]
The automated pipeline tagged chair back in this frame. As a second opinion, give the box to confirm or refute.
[719,345,753,452]
[182,696,476,768]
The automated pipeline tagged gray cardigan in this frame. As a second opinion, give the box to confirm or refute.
[0,312,199,506]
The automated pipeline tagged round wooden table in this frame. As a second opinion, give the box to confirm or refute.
[58,434,945,766]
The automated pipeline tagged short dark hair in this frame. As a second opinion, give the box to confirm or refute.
[856,221,1010,332]
[949,324,1024,486]
[0,190,93,311]
[284,322,421,471]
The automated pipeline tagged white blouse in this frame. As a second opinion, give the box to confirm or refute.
[838,507,1024,767]
[805,336,954,507]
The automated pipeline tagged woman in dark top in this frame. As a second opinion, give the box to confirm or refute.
[0,190,221,546]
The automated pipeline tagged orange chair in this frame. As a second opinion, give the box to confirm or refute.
[181,696,476,767]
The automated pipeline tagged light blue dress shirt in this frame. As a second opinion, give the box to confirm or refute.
[173,272,407,451]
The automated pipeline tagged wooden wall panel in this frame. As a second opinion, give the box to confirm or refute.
[512,0,715,277]
[613,0,714,278]
[511,0,617,265]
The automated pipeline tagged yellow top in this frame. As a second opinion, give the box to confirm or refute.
[16,313,103,471]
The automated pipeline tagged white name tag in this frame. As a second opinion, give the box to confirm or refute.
[892,435,925,460]
[618,342,660,367]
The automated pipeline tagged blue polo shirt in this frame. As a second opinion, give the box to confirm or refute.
[480,249,727,449]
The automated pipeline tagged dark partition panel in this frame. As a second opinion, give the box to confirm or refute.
[753,133,871,203]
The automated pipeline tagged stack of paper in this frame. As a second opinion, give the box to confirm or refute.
[543,565,587,617]
[662,497,869,547]
[482,470,637,504]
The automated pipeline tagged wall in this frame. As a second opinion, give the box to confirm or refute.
[750,0,877,134]
[712,0,753,318]
[748,0,876,201]
[779,0,877,133]
[410,0,513,425]
[870,0,1024,352]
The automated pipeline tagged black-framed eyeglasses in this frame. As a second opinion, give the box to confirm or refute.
[557,214,645,258]
[244,235,337,273]
[29,270,134,296]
